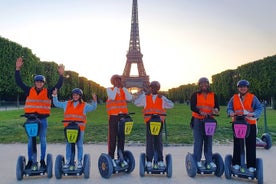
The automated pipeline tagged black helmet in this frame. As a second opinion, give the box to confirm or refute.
[150,81,160,90]
[34,75,46,83]
[72,88,83,96]
[237,80,249,87]
[198,77,209,85]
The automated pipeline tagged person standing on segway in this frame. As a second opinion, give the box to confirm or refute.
[106,74,133,167]
[134,81,174,170]
[52,88,97,169]
[15,57,65,170]
[227,79,263,173]
[190,77,220,170]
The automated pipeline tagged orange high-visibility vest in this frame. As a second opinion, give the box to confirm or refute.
[192,92,215,119]
[233,93,256,125]
[64,100,87,131]
[143,94,166,123]
[106,88,128,115]
[24,87,51,115]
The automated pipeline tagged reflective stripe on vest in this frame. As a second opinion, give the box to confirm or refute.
[233,93,256,124]
[143,95,166,123]
[192,92,215,119]
[64,101,87,131]
[24,87,51,115]
[106,88,128,115]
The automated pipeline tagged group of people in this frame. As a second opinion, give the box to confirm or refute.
[15,56,263,174]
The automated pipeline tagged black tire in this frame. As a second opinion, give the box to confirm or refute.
[124,150,135,174]
[212,153,224,177]
[139,153,146,177]
[261,133,272,150]
[55,154,64,179]
[166,154,172,178]
[16,156,25,181]
[224,154,232,179]
[83,154,91,179]
[46,153,53,178]
[185,153,197,177]
[256,158,263,184]
[98,153,113,179]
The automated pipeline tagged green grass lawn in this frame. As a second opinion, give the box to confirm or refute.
[0,103,275,145]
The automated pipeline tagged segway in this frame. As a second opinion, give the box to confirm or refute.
[16,114,53,180]
[256,103,272,149]
[139,114,172,178]
[224,115,263,184]
[55,120,90,179]
[98,113,135,178]
[185,115,224,177]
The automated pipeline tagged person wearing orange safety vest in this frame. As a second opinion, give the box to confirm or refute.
[227,80,263,173]
[190,77,220,170]
[134,81,174,170]
[52,88,97,169]
[106,74,133,167]
[15,57,65,170]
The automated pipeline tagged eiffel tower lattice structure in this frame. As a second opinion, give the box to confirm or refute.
[121,0,149,90]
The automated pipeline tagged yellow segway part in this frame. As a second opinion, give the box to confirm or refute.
[125,121,134,135]
[66,129,79,143]
[150,122,162,135]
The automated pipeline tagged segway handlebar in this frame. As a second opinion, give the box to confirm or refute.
[144,113,167,117]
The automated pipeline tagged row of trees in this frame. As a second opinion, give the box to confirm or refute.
[1,36,276,108]
[168,55,276,108]
[0,36,107,104]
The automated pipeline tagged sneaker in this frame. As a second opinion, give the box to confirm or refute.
[209,162,217,169]
[232,164,240,171]
[63,160,70,169]
[248,167,255,173]
[40,160,46,169]
[146,161,152,169]
[112,159,117,167]
[197,161,205,169]
[77,161,82,169]
[25,160,33,169]
[121,160,128,167]
[158,161,166,169]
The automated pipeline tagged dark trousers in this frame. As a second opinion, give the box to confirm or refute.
[108,115,125,159]
[192,118,213,163]
[232,124,256,168]
[146,123,163,162]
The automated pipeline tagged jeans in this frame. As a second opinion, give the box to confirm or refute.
[66,131,84,163]
[28,118,47,162]
[192,117,213,163]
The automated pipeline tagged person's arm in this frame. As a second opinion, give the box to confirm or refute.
[214,93,220,111]
[122,87,133,101]
[84,93,97,113]
[106,87,117,100]
[48,75,64,98]
[251,96,263,119]
[226,96,235,115]
[15,70,31,94]
[162,96,174,109]
[52,94,67,110]
[190,92,200,114]
[134,92,146,107]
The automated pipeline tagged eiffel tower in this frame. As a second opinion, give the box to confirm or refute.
[121,0,149,91]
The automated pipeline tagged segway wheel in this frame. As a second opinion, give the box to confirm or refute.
[83,154,91,179]
[46,153,53,178]
[55,154,64,179]
[261,133,272,150]
[256,158,263,184]
[166,154,172,178]
[124,150,135,174]
[98,153,113,178]
[212,153,224,177]
[139,153,146,177]
[224,154,232,179]
[16,156,25,181]
[185,153,197,177]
